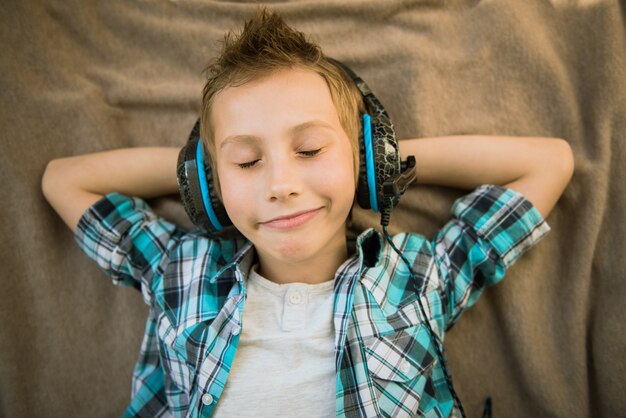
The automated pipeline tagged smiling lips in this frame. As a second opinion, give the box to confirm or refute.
[260,207,323,230]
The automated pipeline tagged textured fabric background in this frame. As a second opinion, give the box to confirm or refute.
[1,1,624,417]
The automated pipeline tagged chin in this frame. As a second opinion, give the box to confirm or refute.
[271,234,320,261]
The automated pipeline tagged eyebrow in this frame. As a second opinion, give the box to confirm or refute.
[219,119,336,149]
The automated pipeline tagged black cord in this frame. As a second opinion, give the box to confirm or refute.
[481,396,492,418]
[382,224,467,418]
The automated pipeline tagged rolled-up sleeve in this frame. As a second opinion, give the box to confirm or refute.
[74,193,184,305]
[432,185,551,329]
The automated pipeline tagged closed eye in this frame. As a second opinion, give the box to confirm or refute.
[298,149,321,157]
[237,160,260,169]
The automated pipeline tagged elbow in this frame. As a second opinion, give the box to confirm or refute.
[552,138,575,187]
[535,138,574,209]
[41,158,74,203]
[509,138,575,219]
[41,159,60,202]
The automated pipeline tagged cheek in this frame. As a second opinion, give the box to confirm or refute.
[217,169,252,222]
[313,151,356,202]
[334,146,357,187]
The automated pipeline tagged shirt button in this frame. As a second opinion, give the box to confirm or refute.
[231,327,241,336]
[289,291,303,305]
[202,394,214,405]
[400,360,411,374]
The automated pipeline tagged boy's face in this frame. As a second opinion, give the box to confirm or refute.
[212,67,356,274]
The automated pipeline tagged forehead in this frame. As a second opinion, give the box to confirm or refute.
[211,67,342,146]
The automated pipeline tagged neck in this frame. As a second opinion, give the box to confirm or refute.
[255,239,348,285]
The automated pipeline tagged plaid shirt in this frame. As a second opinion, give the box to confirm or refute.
[75,184,549,418]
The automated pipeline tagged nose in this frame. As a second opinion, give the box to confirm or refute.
[265,157,302,202]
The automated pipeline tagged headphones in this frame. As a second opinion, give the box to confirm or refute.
[176,59,416,233]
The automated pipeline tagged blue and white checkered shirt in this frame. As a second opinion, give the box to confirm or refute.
[75,184,549,417]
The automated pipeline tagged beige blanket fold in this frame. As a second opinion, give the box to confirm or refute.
[1,1,624,417]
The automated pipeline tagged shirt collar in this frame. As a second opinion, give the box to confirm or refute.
[209,240,255,284]
[354,228,384,269]
[355,228,409,316]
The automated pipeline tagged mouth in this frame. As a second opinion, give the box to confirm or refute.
[260,207,323,230]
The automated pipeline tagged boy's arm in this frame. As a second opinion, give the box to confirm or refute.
[41,147,181,232]
[399,135,574,218]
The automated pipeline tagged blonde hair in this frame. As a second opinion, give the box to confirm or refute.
[200,8,363,194]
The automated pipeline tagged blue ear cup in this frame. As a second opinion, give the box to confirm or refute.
[361,113,379,212]
[177,120,232,233]
[194,139,226,231]
[330,58,415,219]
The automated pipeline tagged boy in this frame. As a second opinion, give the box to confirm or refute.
[41,9,573,418]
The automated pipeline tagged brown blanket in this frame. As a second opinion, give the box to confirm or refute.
[2,1,624,416]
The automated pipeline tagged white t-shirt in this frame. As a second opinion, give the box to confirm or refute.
[214,265,336,417]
